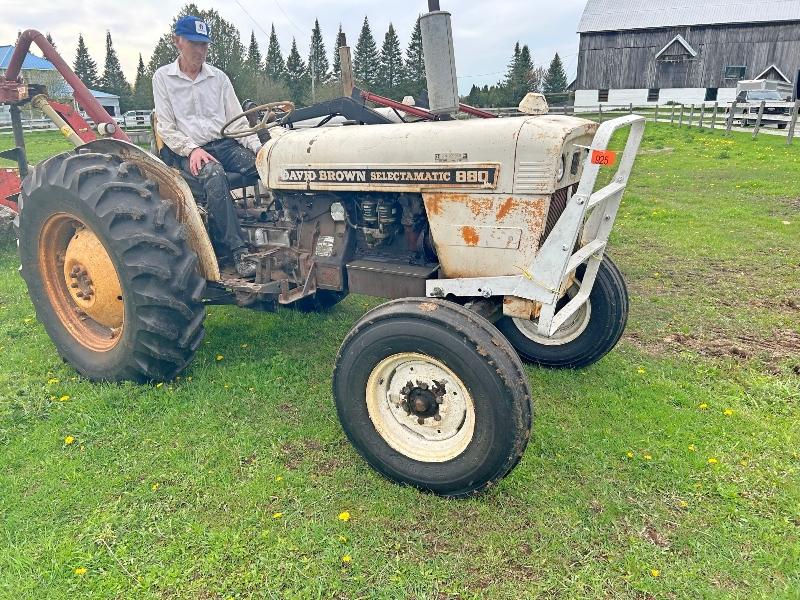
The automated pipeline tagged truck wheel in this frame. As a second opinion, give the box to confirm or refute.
[292,290,347,312]
[18,150,206,382]
[496,255,628,369]
[333,297,531,497]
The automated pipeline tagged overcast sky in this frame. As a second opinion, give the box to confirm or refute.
[5,0,588,93]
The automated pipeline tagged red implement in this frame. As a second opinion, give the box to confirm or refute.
[2,30,128,143]
[0,168,21,213]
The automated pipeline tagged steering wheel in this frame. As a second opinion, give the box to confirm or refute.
[220,101,295,139]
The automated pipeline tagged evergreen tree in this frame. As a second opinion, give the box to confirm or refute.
[100,31,131,109]
[246,31,262,69]
[504,42,521,89]
[331,24,343,80]
[504,43,541,105]
[353,16,379,88]
[132,53,154,109]
[285,38,310,106]
[45,33,56,50]
[543,52,568,101]
[465,84,481,106]
[73,33,99,89]
[148,32,178,74]
[308,19,329,87]
[404,18,426,100]
[238,31,263,101]
[377,23,403,98]
[265,24,287,82]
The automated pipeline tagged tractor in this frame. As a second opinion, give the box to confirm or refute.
[0,4,644,497]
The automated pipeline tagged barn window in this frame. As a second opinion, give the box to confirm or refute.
[705,88,718,101]
[648,88,660,102]
[598,89,609,102]
[724,66,746,80]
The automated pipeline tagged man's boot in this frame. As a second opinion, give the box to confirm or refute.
[233,248,256,278]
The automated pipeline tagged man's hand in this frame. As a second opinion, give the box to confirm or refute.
[189,147,219,176]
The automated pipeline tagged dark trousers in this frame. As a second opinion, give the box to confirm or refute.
[178,139,256,254]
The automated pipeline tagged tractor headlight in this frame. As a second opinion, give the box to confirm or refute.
[557,154,566,182]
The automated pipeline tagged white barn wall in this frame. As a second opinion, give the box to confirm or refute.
[574,87,738,108]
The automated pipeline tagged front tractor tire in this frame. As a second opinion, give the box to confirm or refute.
[496,255,629,369]
[333,298,532,497]
[18,149,207,382]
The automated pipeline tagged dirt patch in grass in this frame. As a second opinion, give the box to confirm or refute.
[663,330,800,366]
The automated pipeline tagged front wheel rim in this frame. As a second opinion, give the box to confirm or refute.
[365,352,476,463]
[513,294,591,346]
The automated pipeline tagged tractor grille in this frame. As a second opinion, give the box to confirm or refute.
[540,183,579,247]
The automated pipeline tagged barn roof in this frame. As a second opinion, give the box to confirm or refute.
[0,44,56,70]
[578,0,800,33]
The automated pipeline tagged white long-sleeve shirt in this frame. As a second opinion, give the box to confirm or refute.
[152,59,261,157]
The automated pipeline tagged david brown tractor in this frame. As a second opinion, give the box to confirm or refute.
[1,5,644,497]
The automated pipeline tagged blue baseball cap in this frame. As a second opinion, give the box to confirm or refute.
[175,15,212,43]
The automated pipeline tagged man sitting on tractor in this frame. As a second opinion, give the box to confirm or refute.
[152,15,259,278]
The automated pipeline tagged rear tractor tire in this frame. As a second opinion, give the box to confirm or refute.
[333,297,532,497]
[18,149,207,382]
[496,255,629,369]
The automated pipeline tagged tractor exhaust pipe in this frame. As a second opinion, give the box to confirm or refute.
[420,2,459,116]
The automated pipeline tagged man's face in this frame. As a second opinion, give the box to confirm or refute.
[174,35,209,69]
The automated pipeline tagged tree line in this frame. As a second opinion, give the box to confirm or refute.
[62,3,568,113]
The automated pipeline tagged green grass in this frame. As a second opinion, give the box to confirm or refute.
[0,124,798,598]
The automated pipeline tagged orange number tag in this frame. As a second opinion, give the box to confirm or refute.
[591,149,617,167]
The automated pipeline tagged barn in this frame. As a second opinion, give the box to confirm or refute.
[573,0,800,108]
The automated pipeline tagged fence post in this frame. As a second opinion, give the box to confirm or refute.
[752,100,765,139]
[679,104,684,127]
[598,104,603,123]
[670,104,676,125]
[699,103,706,128]
[726,101,737,134]
[629,103,633,114]
[688,104,696,128]
[711,102,718,130]
[788,100,800,145]
[654,103,660,123]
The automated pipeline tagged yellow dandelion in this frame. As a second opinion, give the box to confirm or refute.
[338,535,348,543]
[47,378,59,385]
[341,554,352,563]
[58,395,70,402]
[338,511,351,522]
[679,500,688,508]
[637,367,646,374]
[74,567,87,576]
[272,512,283,519]
[651,569,660,577]
[64,435,75,445]
[274,475,283,482]
[707,457,718,465]
[151,483,160,491]
[698,403,708,410]
[216,355,224,361]
[740,460,748,467]
[688,444,697,452]
[643,454,652,461]
[723,409,734,416]
[626,451,634,458]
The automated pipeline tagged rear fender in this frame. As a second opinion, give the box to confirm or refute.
[78,139,220,281]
